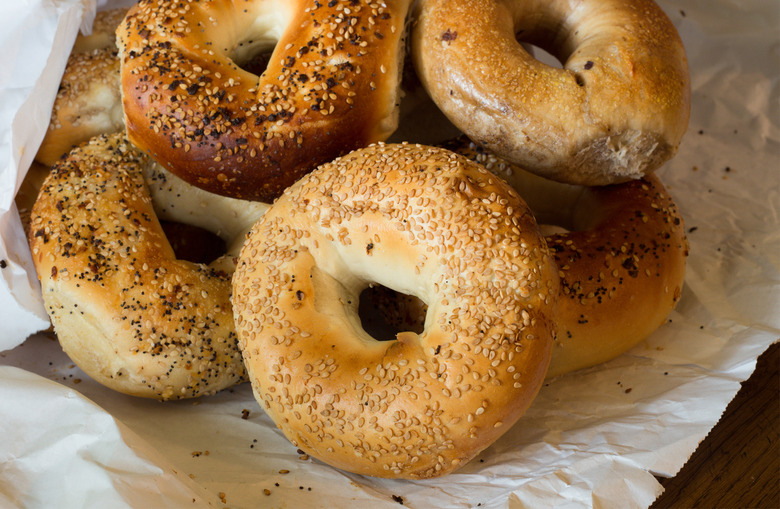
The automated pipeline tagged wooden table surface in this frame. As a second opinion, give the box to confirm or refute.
[650,342,779,508]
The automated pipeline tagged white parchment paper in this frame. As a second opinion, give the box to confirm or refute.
[1,0,778,507]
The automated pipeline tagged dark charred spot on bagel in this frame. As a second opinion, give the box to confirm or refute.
[366,242,374,254]
[584,60,594,70]
[441,29,457,43]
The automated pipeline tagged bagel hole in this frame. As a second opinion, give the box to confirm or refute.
[161,221,227,264]
[521,42,588,86]
[358,285,427,342]
[230,39,277,76]
[235,46,276,76]
[521,41,564,69]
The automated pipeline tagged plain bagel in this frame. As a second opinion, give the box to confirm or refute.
[232,142,560,479]
[117,0,413,201]
[28,133,267,400]
[412,0,691,186]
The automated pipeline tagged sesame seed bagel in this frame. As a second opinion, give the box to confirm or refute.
[36,8,129,167]
[412,0,691,186]
[116,0,412,201]
[232,143,559,479]
[442,137,689,377]
[28,133,268,400]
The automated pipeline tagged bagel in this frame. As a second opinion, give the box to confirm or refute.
[35,48,124,167]
[412,0,691,185]
[28,133,268,400]
[117,0,413,201]
[232,142,559,479]
[36,8,129,166]
[440,137,689,377]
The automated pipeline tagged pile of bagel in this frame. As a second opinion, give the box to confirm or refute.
[22,0,690,480]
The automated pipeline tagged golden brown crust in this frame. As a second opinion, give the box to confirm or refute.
[443,137,689,377]
[117,0,412,201]
[544,176,688,376]
[28,133,251,400]
[412,0,691,185]
[232,142,559,479]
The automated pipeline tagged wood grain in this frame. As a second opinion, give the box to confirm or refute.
[651,342,779,508]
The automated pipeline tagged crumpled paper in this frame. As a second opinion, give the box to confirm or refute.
[1,0,778,507]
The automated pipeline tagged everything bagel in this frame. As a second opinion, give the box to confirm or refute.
[117,0,413,201]
[28,133,267,399]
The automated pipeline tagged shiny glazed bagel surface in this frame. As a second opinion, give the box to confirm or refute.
[117,0,412,201]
